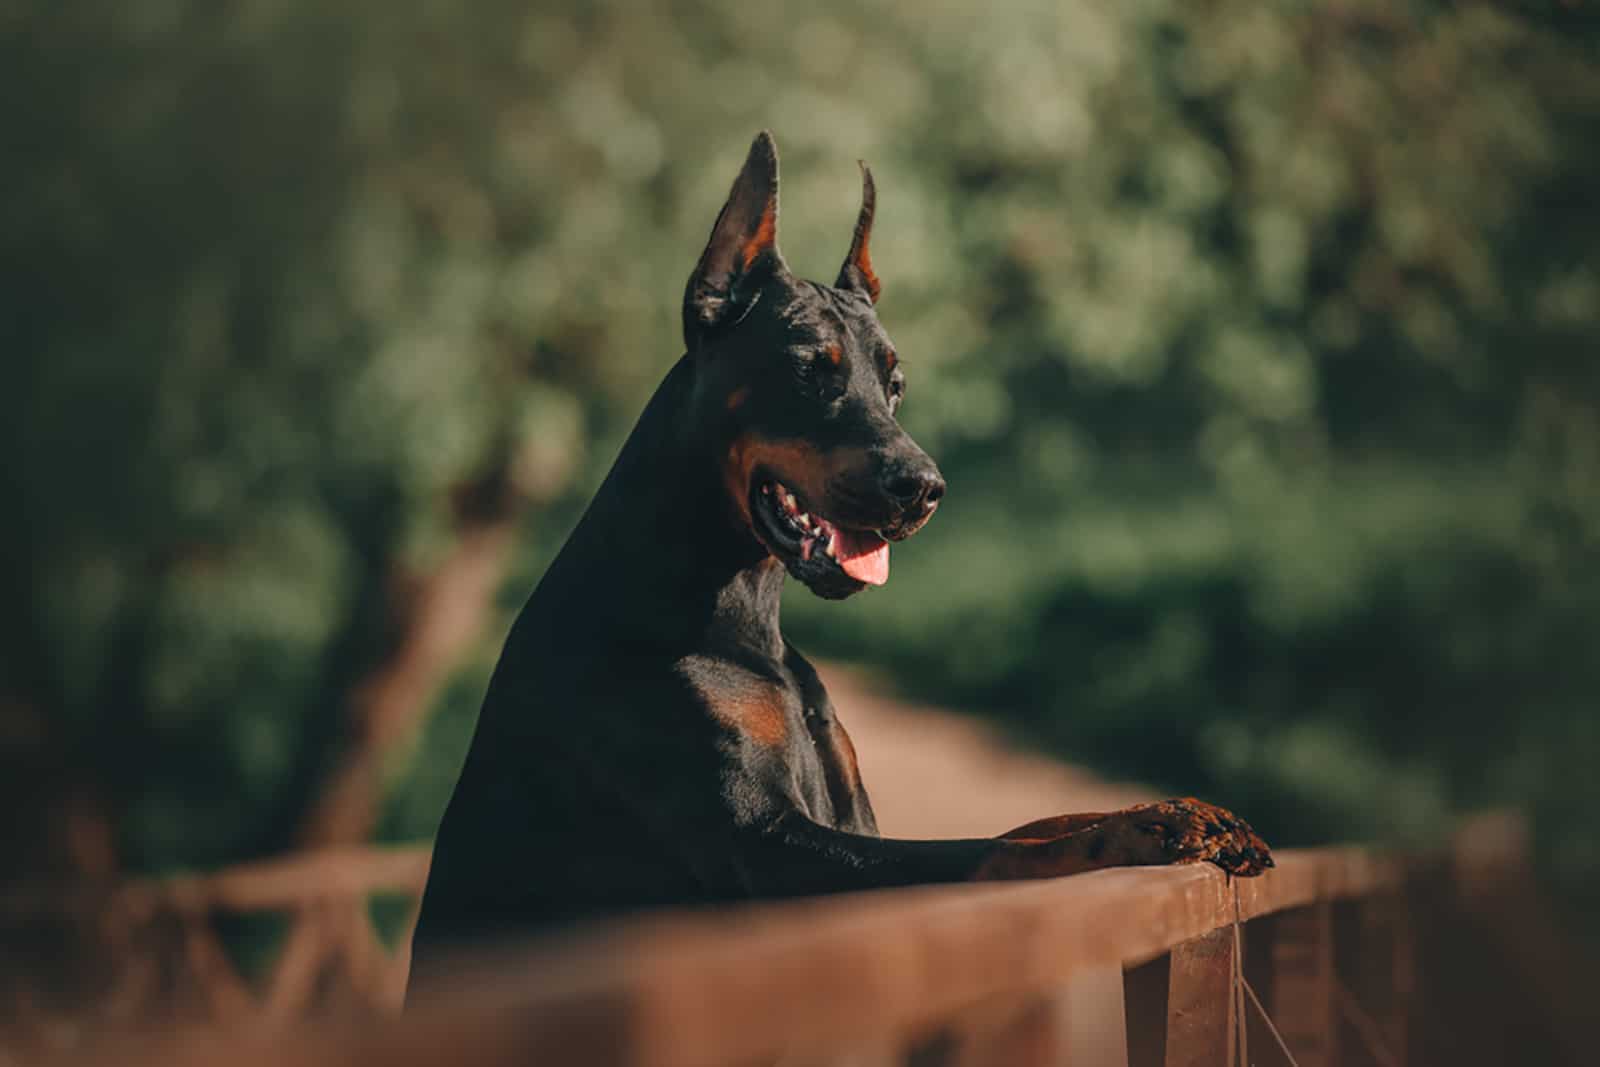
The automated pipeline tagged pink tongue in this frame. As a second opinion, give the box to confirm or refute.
[834,528,889,585]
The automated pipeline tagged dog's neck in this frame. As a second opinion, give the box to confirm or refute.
[529,355,788,662]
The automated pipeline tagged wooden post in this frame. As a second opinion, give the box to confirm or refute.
[1330,894,1411,1067]
[1264,902,1338,1067]
[1123,954,1169,1067]
[1241,905,1279,1064]
[1162,928,1236,1067]
[1374,892,1412,1066]
[1390,894,1413,1067]
[263,901,333,1022]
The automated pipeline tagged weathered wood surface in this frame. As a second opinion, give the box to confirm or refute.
[1161,928,1235,1067]
[55,848,1400,1067]
[1,846,431,1046]
[19,821,1574,1067]
[0,845,431,918]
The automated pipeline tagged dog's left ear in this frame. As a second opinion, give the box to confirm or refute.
[835,162,881,304]
[684,131,785,346]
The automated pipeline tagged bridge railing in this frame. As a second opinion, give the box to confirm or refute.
[24,813,1574,1067]
[0,845,429,1038]
[387,846,1408,1066]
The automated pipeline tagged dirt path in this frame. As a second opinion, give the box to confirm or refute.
[816,664,1156,839]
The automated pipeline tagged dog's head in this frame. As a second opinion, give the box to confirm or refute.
[683,132,944,600]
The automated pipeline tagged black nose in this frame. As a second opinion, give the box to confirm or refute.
[883,466,946,512]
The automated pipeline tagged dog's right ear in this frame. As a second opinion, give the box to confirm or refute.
[684,131,785,347]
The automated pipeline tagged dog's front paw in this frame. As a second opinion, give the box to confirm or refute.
[974,798,1273,881]
[1099,797,1274,877]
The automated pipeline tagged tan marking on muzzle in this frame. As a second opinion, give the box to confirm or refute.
[723,434,837,530]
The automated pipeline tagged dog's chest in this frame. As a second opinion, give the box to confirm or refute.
[678,654,875,834]
[786,691,872,830]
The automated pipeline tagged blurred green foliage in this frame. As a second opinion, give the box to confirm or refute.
[4,2,1598,912]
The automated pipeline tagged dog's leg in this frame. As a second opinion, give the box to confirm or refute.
[748,798,1271,896]
[995,812,1109,841]
[748,813,997,893]
[978,798,1273,879]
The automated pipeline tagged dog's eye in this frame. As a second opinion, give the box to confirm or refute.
[792,346,847,403]
[792,343,843,374]
[888,372,906,410]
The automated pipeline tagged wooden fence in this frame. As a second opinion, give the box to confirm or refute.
[0,846,430,1044]
[9,812,1581,1067]
[390,846,1409,1067]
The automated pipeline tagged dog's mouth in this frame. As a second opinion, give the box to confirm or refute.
[750,478,891,591]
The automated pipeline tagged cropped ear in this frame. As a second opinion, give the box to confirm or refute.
[835,162,881,304]
[683,131,785,345]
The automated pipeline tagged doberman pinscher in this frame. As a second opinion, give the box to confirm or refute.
[409,132,1270,988]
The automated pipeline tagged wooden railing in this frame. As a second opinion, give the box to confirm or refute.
[0,846,429,1043]
[378,847,1409,1066]
[25,814,1578,1067]
[7,815,1582,1066]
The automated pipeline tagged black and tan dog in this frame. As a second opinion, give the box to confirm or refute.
[409,132,1270,986]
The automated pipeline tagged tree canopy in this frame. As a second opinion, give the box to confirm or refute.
[4,2,1598,917]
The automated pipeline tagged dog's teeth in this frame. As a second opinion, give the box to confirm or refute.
[801,537,814,561]
[796,513,810,526]
[824,538,836,558]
